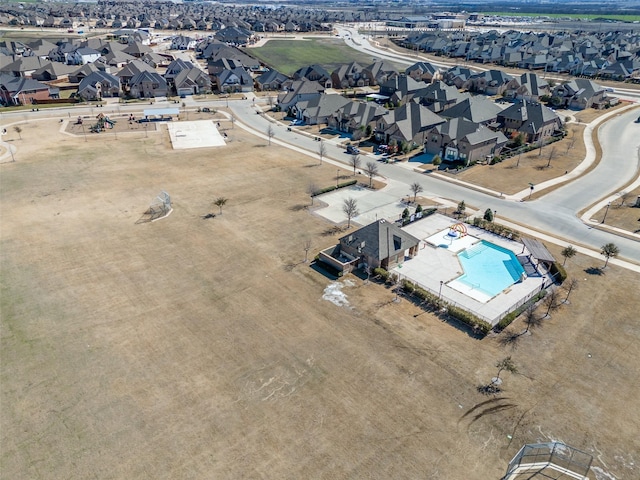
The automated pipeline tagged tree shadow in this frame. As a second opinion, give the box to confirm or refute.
[477,383,502,395]
[289,204,308,212]
[498,329,523,350]
[585,266,604,275]
[321,225,344,237]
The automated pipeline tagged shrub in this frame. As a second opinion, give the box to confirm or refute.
[415,204,423,214]
[401,279,415,293]
[373,267,389,281]
[446,305,492,335]
[549,262,567,283]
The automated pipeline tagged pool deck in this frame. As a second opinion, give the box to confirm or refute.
[393,215,550,325]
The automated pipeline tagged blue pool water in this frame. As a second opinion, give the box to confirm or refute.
[457,241,525,297]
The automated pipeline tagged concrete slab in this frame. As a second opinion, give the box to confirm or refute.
[167,120,226,150]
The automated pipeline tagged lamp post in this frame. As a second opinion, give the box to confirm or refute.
[438,280,444,300]
[336,169,340,188]
[494,210,497,221]
[528,183,534,200]
[601,202,611,224]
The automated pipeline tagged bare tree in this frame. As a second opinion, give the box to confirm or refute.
[561,245,577,266]
[562,278,579,304]
[267,96,275,110]
[493,356,518,385]
[266,124,274,146]
[546,146,556,168]
[365,161,378,188]
[318,140,326,165]
[342,197,359,228]
[303,238,312,263]
[410,182,424,203]
[523,304,541,333]
[542,289,560,318]
[13,126,22,140]
[213,197,228,214]
[349,153,361,175]
[306,181,318,206]
[566,128,577,153]
[619,191,631,207]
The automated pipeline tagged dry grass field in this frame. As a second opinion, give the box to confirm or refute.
[1,116,639,479]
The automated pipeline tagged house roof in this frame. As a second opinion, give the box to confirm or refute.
[440,96,503,124]
[339,220,420,262]
[296,93,350,119]
[78,70,120,91]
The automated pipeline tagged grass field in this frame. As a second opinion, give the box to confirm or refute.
[1,114,639,479]
[481,12,640,22]
[246,38,403,76]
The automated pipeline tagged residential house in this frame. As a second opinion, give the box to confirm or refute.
[415,81,467,113]
[406,61,441,83]
[331,62,366,89]
[375,102,445,147]
[31,62,76,82]
[362,60,398,87]
[117,60,156,88]
[69,62,109,83]
[442,66,476,90]
[214,26,254,46]
[277,78,325,111]
[552,78,608,110]
[164,58,194,85]
[319,219,420,274]
[255,69,288,91]
[293,64,331,86]
[174,68,211,96]
[122,41,152,58]
[424,118,508,165]
[497,100,562,143]
[67,47,101,65]
[468,69,513,96]
[128,71,167,98]
[141,52,174,68]
[327,100,388,138]
[0,74,55,105]
[379,74,425,105]
[214,67,253,93]
[292,93,351,125]
[439,96,503,125]
[0,56,50,78]
[505,73,550,102]
[77,70,121,100]
[170,35,196,50]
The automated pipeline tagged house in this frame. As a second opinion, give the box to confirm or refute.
[174,68,211,96]
[362,60,398,87]
[497,100,562,143]
[379,74,425,105]
[406,61,441,83]
[122,41,152,58]
[423,118,508,165]
[255,69,288,91]
[164,58,194,84]
[214,67,253,93]
[442,66,476,90]
[292,93,351,125]
[77,71,121,100]
[31,62,76,82]
[67,47,101,65]
[505,73,550,102]
[439,96,503,125]
[214,26,254,46]
[327,100,388,138]
[468,69,513,96]
[331,62,366,89]
[415,81,467,113]
[0,56,50,78]
[141,52,174,68]
[375,102,445,147]
[277,78,325,111]
[319,219,420,274]
[69,62,109,83]
[128,71,167,98]
[293,64,331,86]
[552,78,608,110]
[0,74,55,105]
[170,35,196,50]
[117,60,156,87]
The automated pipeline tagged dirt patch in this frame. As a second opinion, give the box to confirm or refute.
[593,186,640,232]
[1,116,638,480]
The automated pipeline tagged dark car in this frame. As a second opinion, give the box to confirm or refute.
[346,145,360,154]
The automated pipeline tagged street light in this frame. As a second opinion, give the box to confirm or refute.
[336,169,340,187]
[438,280,444,299]
[601,202,611,224]
[528,183,535,200]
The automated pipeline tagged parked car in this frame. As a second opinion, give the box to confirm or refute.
[289,119,303,126]
[346,145,360,154]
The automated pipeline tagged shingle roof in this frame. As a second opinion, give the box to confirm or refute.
[340,220,420,262]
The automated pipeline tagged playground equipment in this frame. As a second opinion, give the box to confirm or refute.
[448,223,468,239]
[90,113,117,133]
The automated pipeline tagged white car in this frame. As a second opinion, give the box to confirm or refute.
[290,119,304,126]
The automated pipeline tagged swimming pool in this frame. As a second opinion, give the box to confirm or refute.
[455,241,525,298]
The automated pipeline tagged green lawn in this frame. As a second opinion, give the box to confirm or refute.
[245,38,404,76]
[481,12,640,22]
